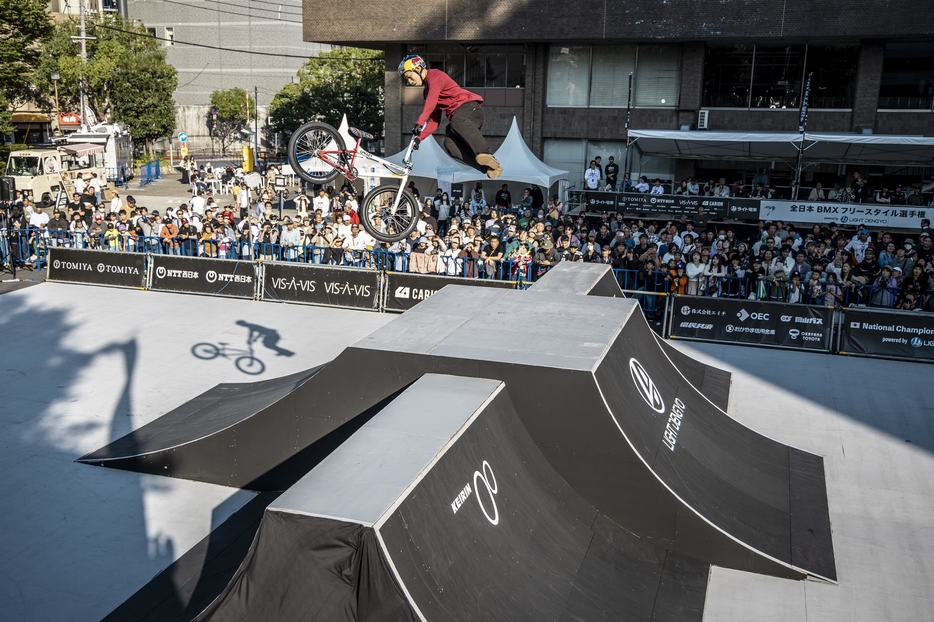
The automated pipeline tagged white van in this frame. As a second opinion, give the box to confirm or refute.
[5,144,106,205]
[64,123,133,183]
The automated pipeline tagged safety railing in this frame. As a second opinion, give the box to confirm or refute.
[105,166,130,188]
[137,160,162,189]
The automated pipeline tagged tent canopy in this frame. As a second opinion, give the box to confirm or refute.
[628,130,934,167]
[385,117,569,188]
[491,118,569,188]
[61,143,105,158]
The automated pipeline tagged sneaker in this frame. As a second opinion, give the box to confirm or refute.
[476,153,502,178]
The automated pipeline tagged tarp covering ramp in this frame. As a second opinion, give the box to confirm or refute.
[628,130,934,167]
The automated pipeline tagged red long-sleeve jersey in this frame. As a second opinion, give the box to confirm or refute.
[416,69,484,140]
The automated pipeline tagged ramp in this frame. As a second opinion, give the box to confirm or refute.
[532,263,733,411]
[78,366,333,490]
[195,375,709,621]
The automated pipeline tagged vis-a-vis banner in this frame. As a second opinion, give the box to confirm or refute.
[671,296,834,351]
[615,193,732,218]
[149,255,257,298]
[262,262,379,310]
[47,248,146,288]
[840,308,934,363]
[384,273,515,312]
[759,200,929,230]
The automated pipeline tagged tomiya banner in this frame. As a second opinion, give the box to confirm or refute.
[840,308,934,362]
[47,248,146,288]
[671,296,833,351]
[150,255,257,298]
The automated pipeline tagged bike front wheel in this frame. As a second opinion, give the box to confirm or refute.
[235,355,266,375]
[360,186,419,243]
[288,121,346,185]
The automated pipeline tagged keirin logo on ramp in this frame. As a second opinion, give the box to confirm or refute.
[450,460,499,526]
[629,358,665,414]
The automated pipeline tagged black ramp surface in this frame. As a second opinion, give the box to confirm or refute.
[594,307,836,581]
[197,375,709,621]
[531,262,733,411]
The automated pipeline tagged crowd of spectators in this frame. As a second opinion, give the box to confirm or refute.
[583,161,934,206]
[2,169,933,321]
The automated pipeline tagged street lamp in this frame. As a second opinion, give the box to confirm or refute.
[51,70,61,134]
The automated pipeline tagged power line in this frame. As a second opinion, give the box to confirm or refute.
[187,0,304,18]
[94,21,383,62]
[153,0,303,23]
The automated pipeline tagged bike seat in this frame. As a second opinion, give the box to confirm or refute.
[349,127,374,140]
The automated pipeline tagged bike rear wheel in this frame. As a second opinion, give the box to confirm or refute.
[288,121,346,185]
[235,355,266,375]
[360,186,419,243]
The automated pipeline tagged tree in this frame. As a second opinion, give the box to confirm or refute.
[270,47,384,138]
[0,0,54,106]
[209,88,255,153]
[34,15,177,152]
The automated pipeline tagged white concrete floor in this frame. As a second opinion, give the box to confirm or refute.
[2,282,931,621]
[672,341,934,622]
[0,283,394,622]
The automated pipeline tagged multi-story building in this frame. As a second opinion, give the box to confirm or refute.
[123,0,329,152]
[300,0,934,190]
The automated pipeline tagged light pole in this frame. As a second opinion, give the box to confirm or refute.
[51,71,61,133]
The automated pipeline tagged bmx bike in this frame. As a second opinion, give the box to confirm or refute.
[287,121,420,243]
[191,341,266,375]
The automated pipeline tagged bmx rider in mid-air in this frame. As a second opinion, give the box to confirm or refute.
[399,54,503,179]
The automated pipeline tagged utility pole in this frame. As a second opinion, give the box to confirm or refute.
[71,0,96,131]
[254,86,259,171]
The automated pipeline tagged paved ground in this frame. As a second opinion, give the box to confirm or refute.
[0,281,931,621]
[126,169,307,221]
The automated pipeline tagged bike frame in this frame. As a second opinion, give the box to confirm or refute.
[316,134,418,217]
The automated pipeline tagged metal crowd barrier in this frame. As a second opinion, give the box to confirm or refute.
[137,161,162,189]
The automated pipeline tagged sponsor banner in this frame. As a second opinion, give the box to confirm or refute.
[759,200,929,230]
[385,273,514,312]
[840,308,934,362]
[47,248,146,288]
[671,296,833,351]
[150,255,256,298]
[586,192,619,211]
[261,262,379,309]
[616,193,729,218]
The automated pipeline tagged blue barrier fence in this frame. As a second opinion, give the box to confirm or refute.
[137,161,162,188]
[106,166,130,188]
[3,226,931,311]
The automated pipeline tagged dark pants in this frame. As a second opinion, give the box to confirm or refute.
[443,103,492,169]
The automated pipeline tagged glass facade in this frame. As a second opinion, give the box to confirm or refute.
[546,44,681,108]
[703,43,858,109]
[878,40,934,110]
[407,44,526,89]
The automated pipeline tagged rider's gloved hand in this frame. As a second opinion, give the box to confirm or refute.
[412,125,423,136]
[412,137,421,150]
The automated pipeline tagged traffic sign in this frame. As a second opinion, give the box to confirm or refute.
[177,132,188,142]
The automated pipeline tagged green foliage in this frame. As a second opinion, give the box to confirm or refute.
[34,15,177,146]
[209,88,256,153]
[0,0,54,105]
[270,47,384,137]
[0,97,11,137]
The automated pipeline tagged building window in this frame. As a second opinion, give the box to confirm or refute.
[807,45,858,109]
[147,27,156,38]
[547,46,591,107]
[546,44,680,108]
[703,44,754,108]
[704,43,857,109]
[407,44,525,89]
[750,45,804,108]
[878,40,934,110]
[164,27,175,46]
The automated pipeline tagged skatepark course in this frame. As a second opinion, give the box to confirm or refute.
[82,285,834,584]
[531,262,733,412]
[195,374,709,621]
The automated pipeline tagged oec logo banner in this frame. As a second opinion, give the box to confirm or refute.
[672,296,833,351]
[48,248,146,288]
[840,308,934,362]
[150,255,256,298]
[384,273,514,312]
[262,262,379,309]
